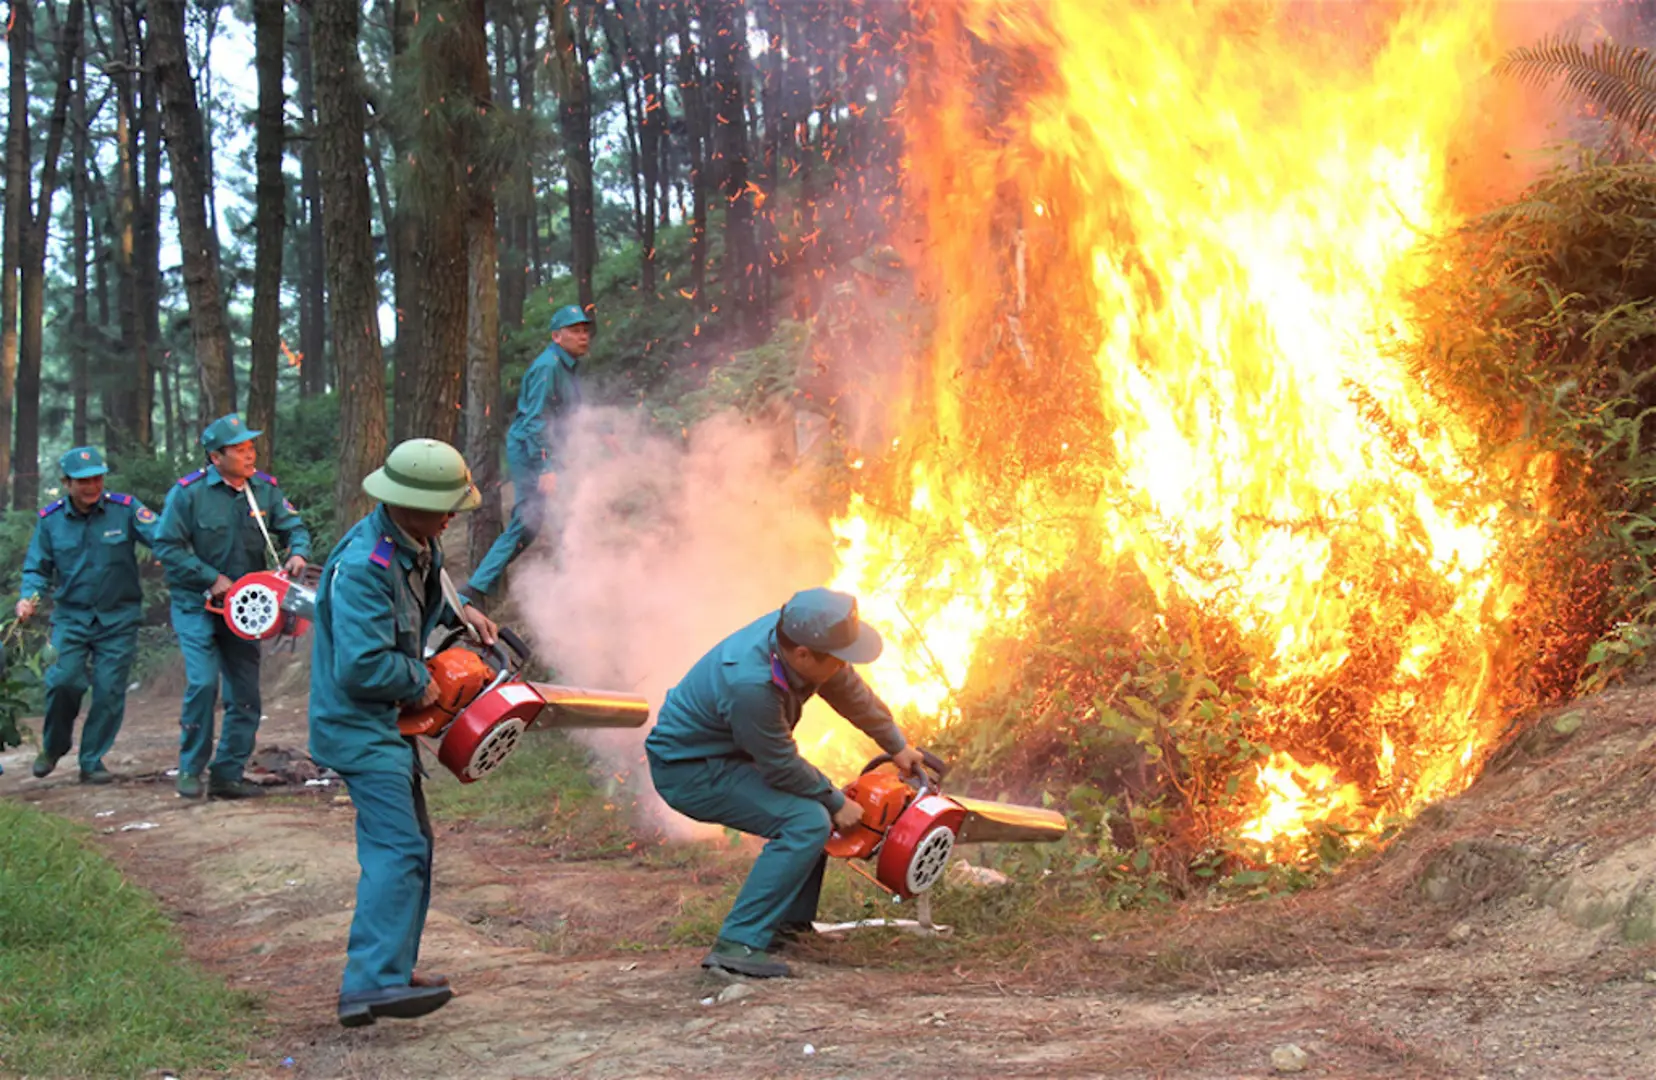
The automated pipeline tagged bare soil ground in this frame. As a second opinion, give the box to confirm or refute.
[4,669,1656,1079]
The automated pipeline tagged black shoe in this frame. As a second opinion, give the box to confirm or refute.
[701,938,791,978]
[338,984,454,1028]
[78,765,115,785]
[176,773,205,799]
[208,778,266,800]
[31,753,58,779]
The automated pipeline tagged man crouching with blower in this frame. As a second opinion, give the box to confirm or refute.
[308,439,498,1027]
[646,588,927,978]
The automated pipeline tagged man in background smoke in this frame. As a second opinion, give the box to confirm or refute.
[466,304,593,603]
[645,587,926,978]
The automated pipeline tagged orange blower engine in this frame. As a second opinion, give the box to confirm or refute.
[825,751,1068,900]
[205,566,321,642]
[397,626,651,783]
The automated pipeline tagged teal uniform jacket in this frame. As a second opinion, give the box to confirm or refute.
[20,492,158,629]
[644,613,907,813]
[308,506,454,775]
[152,466,311,595]
[505,342,583,475]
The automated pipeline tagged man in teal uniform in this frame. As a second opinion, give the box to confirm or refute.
[465,303,592,601]
[16,446,157,783]
[308,438,497,1027]
[646,588,927,978]
[154,414,310,799]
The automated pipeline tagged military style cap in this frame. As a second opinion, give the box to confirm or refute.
[779,587,884,665]
[59,446,108,479]
[549,304,595,332]
[362,438,483,513]
[200,413,261,452]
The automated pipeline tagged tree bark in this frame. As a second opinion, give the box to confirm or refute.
[550,0,595,310]
[465,0,503,571]
[72,15,91,447]
[16,0,87,508]
[400,0,482,447]
[247,0,286,456]
[493,6,527,334]
[1,0,30,506]
[707,0,758,332]
[138,43,160,448]
[673,2,709,309]
[387,0,420,440]
[294,0,327,398]
[315,0,390,528]
[149,0,236,421]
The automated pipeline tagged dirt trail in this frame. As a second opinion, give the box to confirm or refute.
[4,678,1656,1079]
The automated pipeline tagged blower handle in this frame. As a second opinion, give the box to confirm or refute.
[429,625,514,679]
[859,748,948,795]
[498,626,534,669]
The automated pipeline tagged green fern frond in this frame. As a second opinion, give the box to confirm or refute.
[1497,35,1656,137]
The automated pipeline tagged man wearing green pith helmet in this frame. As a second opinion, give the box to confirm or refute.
[465,303,592,602]
[309,438,497,1028]
[16,446,158,783]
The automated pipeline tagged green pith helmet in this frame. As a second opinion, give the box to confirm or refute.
[59,446,109,479]
[549,304,595,332]
[362,439,483,513]
[201,413,260,452]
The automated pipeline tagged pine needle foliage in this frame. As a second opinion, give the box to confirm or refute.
[1497,36,1656,138]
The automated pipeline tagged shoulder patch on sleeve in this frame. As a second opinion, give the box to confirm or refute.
[137,506,156,524]
[105,492,134,506]
[368,535,395,568]
[177,468,207,487]
[282,497,297,514]
[38,499,64,519]
[255,469,279,486]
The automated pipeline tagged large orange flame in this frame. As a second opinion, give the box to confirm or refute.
[816,0,1554,852]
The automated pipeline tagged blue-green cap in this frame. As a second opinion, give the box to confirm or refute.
[779,588,883,664]
[200,413,261,453]
[549,304,595,332]
[59,446,108,479]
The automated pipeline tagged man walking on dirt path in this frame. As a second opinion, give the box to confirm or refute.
[308,438,498,1028]
[16,447,158,784]
[154,414,310,800]
[645,588,927,978]
[464,303,593,604]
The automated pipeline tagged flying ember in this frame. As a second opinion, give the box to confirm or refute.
[823,0,1556,852]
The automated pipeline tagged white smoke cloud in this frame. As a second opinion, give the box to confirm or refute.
[508,404,837,837]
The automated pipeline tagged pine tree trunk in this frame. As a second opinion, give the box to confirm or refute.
[315,0,389,529]
[16,0,87,508]
[551,0,595,310]
[404,0,478,447]
[138,53,160,448]
[71,22,90,447]
[109,2,137,453]
[149,0,236,421]
[493,9,527,334]
[388,0,421,440]
[294,1,327,399]
[707,0,757,332]
[516,9,543,290]
[674,3,709,308]
[465,0,503,570]
[0,0,30,506]
[247,0,286,456]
